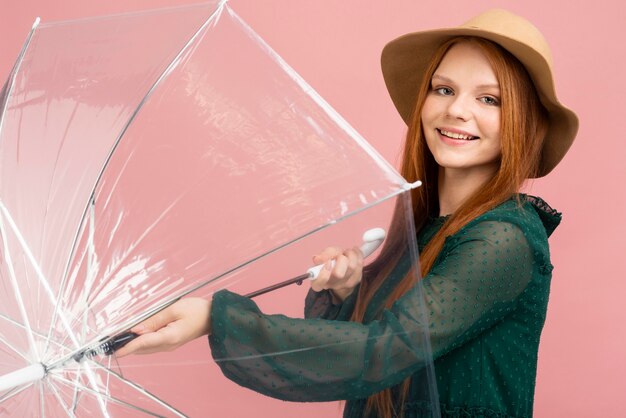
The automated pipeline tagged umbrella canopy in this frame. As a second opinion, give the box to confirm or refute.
[0,1,437,416]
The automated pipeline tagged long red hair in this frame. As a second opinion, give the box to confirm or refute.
[351,37,549,417]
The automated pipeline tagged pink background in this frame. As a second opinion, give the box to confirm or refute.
[1,0,624,417]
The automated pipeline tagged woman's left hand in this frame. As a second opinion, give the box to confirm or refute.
[115,297,212,357]
[310,246,364,303]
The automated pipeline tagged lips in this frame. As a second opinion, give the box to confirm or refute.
[437,128,479,141]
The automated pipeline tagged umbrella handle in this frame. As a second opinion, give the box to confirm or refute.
[306,227,386,279]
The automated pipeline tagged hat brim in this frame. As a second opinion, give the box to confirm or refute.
[381,28,579,177]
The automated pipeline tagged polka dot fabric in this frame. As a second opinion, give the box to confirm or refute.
[209,195,561,418]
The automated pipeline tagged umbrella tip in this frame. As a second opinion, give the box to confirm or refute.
[403,180,422,191]
[32,17,41,30]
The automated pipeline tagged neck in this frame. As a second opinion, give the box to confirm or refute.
[437,166,497,216]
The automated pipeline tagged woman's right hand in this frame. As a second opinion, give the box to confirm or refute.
[310,246,363,303]
[115,297,212,357]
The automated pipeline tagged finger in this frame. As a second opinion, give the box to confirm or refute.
[330,254,349,281]
[131,305,178,335]
[343,247,364,273]
[345,246,364,260]
[312,247,342,264]
[115,331,165,357]
[115,337,141,357]
[310,260,333,292]
[119,324,183,357]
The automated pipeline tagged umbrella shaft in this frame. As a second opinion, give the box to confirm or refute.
[245,273,311,298]
[0,363,45,392]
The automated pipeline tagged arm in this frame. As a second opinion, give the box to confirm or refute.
[209,220,537,402]
[118,245,364,354]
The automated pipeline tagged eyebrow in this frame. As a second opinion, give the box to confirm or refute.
[432,74,500,90]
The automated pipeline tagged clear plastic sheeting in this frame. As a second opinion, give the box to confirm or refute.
[0,1,438,416]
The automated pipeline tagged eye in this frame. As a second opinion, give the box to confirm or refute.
[433,87,454,96]
[479,96,500,106]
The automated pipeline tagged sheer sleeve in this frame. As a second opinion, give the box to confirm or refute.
[209,219,536,402]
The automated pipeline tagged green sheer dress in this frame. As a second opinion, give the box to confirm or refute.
[209,195,561,417]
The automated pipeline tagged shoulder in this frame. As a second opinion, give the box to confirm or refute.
[472,194,561,238]
[448,194,561,270]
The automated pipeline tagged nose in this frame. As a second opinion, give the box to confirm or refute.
[445,94,472,121]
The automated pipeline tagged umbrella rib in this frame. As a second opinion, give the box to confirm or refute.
[0,208,39,360]
[0,18,39,138]
[0,333,30,363]
[0,204,111,414]
[0,203,80,353]
[58,183,416,365]
[50,180,417,374]
[70,359,83,413]
[51,371,185,417]
[45,379,77,418]
[45,0,228,360]
[0,312,73,358]
[0,380,33,403]
[39,380,45,418]
[78,201,97,354]
[91,360,187,417]
[225,5,405,184]
[141,184,415,311]
[72,359,112,417]
[39,100,83,290]
[86,193,184,305]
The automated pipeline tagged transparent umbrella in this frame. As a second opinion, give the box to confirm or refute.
[0,1,437,416]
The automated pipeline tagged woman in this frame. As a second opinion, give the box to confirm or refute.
[118,9,578,418]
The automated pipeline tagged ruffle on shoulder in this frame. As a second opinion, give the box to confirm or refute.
[522,194,562,237]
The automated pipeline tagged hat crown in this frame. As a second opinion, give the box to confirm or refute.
[461,9,553,66]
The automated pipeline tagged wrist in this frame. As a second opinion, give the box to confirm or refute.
[329,288,352,304]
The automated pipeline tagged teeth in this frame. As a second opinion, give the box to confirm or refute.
[439,129,476,140]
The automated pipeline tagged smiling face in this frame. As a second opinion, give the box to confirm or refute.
[421,41,502,178]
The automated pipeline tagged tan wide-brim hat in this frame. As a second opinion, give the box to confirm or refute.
[381,9,579,177]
